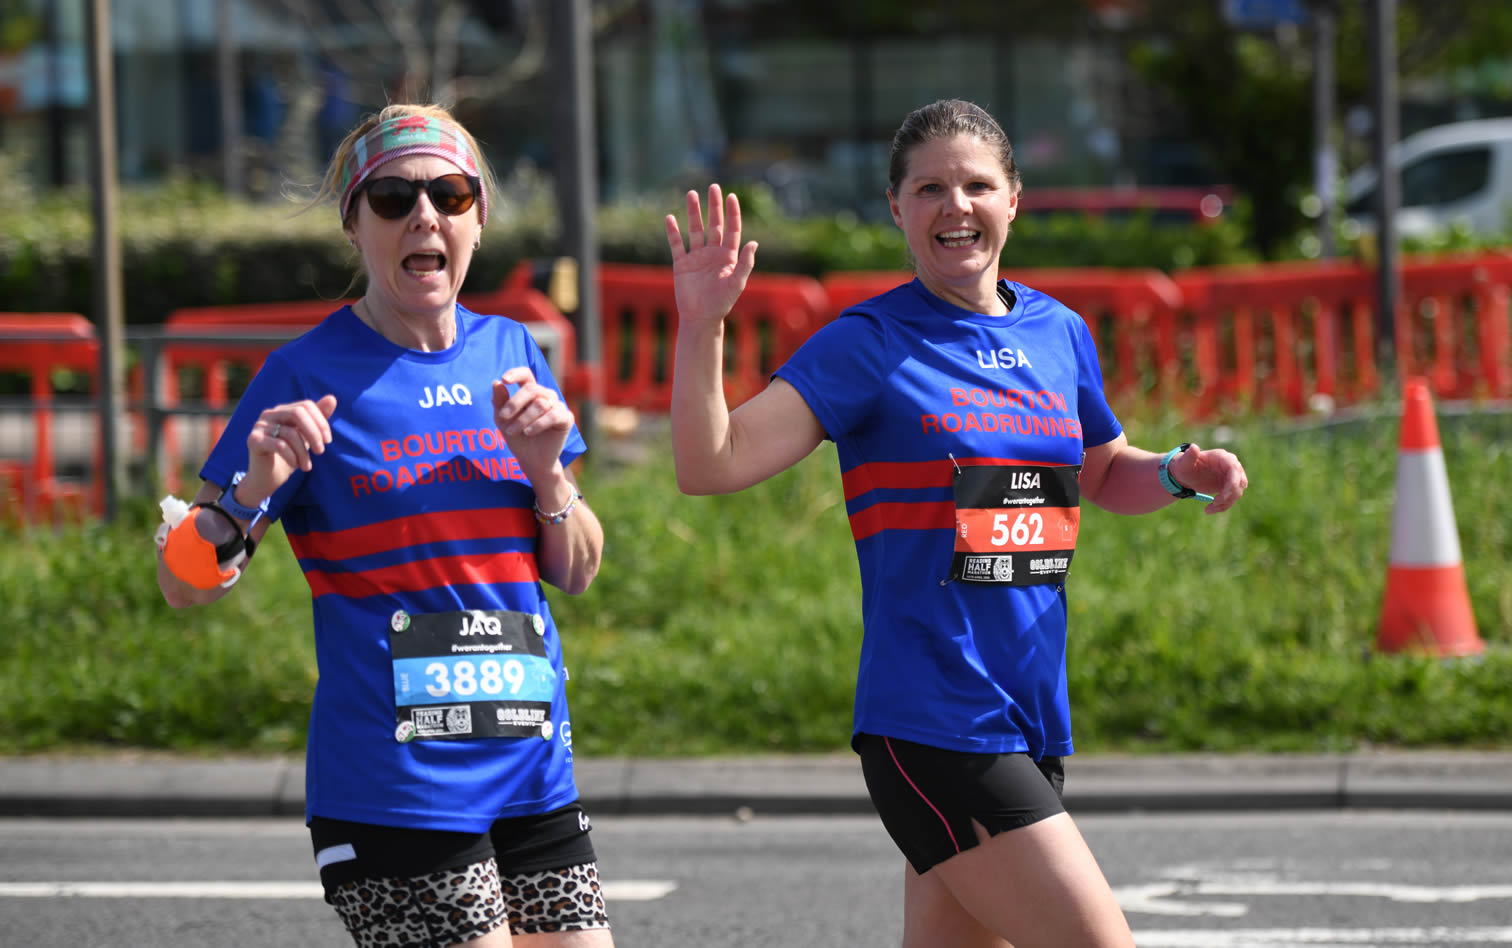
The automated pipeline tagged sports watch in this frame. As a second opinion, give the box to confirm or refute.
[1158,443,1214,502]
[216,472,270,527]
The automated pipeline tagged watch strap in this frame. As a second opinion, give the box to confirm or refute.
[1158,443,1214,502]
[217,476,269,526]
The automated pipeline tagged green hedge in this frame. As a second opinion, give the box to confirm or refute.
[2,169,1260,325]
[1,411,1509,756]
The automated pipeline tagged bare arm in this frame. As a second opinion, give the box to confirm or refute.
[526,463,603,595]
[667,184,827,494]
[1079,435,1248,515]
[672,320,826,494]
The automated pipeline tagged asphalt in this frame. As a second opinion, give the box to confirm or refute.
[3,749,1511,819]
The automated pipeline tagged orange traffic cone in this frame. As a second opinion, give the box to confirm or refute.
[1376,377,1483,656]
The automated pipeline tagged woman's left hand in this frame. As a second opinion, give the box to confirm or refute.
[1171,442,1249,513]
[493,367,572,482]
[666,183,759,330]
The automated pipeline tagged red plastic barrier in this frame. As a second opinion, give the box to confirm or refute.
[1173,262,1378,416]
[0,313,100,522]
[820,268,1192,409]
[1173,254,1512,417]
[1399,254,1512,400]
[596,263,829,411]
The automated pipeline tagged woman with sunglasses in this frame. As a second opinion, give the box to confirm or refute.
[154,104,614,948]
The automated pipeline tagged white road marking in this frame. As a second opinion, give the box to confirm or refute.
[1117,880,1512,917]
[1132,927,1512,946]
[0,880,677,901]
[603,880,678,900]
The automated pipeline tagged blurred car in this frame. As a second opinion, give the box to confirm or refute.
[1344,117,1512,240]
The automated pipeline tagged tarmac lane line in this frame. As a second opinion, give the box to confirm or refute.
[0,882,322,899]
[1117,878,1512,916]
[0,880,678,901]
[1131,927,1512,946]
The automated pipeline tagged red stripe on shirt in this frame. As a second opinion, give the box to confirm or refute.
[303,551,539,599]
[287,507,537,562]
[841,460,952,501]
[847,500,956,542]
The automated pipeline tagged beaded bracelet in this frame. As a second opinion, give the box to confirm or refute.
[533,489,584,525]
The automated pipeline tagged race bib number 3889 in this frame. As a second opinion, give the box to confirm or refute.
[950,463,1080,586]
[389,609,556,741]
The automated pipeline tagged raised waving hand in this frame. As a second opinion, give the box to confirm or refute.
[665,184,759,328]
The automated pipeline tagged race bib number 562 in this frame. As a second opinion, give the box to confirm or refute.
[950,463,1080,586]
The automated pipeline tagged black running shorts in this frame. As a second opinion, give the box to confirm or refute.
[309,801,598,890]
[309,803,607,947]
[856,732,1066,874]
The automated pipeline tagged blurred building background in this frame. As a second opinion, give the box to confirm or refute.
[7,1,1512,222]
[3,0,1226,223]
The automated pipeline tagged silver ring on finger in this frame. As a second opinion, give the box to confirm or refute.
[269,422,281,438]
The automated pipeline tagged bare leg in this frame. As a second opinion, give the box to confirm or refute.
[511,929,615,948]
[901,858,1011,948]
[456,927,614,947]
[907,814,1133,948]
[454,926,514,947]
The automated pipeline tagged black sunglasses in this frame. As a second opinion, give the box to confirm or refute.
[358,174,480,220]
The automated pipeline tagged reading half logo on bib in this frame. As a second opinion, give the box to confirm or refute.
[962,555,1012,582]
[411,705,473,737]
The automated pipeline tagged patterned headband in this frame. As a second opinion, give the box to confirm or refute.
[338,114,489,227]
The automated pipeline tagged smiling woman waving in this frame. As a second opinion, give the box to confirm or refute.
[665,98,1249,948]
[152,104,612,948]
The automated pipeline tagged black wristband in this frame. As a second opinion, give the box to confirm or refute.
[199,502,257,562]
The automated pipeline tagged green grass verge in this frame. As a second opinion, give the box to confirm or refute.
[2,408,1508,757]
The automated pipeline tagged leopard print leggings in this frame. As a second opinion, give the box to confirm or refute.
[328,859,610,948]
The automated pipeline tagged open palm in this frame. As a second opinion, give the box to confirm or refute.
[665,183,759,329]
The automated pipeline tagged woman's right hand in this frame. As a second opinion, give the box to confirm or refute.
[665,183,759,330]
[239,394,338,503]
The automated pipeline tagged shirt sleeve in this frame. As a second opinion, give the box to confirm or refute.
[772,311,894,441]
[1072,315,1123,449]
[199,349,311,522]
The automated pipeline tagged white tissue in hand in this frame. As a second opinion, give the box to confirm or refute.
[159,495,192,528]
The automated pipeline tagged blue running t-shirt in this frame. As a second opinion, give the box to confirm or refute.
[775,278,1122,760]
[202,304,586,832]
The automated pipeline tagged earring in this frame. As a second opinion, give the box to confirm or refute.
[473,239,481,250]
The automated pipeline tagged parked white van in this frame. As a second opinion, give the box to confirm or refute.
[1344,117,1512,240]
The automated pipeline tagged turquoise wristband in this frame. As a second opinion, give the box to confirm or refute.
[1158,444,1214,503]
